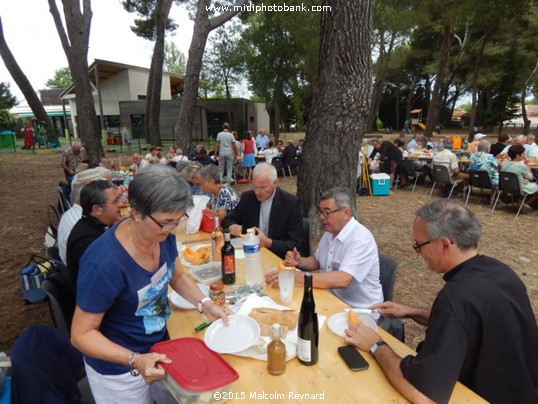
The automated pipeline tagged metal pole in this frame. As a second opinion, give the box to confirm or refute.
[62,98,71,146]
[94,63,106,143]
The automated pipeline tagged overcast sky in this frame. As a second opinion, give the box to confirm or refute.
[0,0,194,102]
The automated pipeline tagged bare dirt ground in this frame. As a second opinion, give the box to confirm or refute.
[1,141,537,354]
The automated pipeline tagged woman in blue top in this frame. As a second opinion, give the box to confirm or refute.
[192,163,239,221]
[72,165,228,403]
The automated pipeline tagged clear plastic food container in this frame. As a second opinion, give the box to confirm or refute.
[151,337,238,404]
[190,262,222,285]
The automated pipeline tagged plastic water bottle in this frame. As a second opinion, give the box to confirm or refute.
[243,228,263,286]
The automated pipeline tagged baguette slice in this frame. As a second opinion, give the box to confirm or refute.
[348,309,363,326]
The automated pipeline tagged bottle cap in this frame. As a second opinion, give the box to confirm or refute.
[270,323,281,338]
[210,281,224,291]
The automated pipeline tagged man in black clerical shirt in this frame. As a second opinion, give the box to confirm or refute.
[66,180,121,290]
[345,199,538,404]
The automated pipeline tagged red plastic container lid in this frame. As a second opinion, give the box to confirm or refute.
[151,337,239,392]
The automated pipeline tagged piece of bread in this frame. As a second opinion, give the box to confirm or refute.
[277,261,296,271]
[348,309,363,326]
[249,308,299,336]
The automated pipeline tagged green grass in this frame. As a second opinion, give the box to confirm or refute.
[0,136,217,157]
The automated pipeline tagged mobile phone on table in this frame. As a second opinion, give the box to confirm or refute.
[338,345,369,371]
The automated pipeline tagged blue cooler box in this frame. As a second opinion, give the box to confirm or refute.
[370,173,391,196]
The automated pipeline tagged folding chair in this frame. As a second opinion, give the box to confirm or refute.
[271,157,287,179]
[394,160,424,193]
[429,164,465,199]
[286,155,301,177]
[298,218,311,258]
[465,170,496,206]
[45,205,61,247]
[42,272,76,338]
[377,253,404,342]
[58,184,71,214]
[491,171,529,218]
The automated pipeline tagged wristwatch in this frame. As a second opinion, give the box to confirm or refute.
[370,340,388,357]
[197,297,212,313]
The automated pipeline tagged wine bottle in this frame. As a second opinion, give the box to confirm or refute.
[297,272,319,365]
[221,230,235,285]
[211,216,223,262]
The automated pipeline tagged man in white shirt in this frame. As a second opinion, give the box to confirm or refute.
[130,153,149,175]
[406,133,422,152]
[266,187,383,309]
[433,141,468,179]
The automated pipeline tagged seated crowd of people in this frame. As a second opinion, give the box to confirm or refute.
[364,132,538,209]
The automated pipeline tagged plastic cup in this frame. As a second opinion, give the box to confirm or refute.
[278,270,295,305]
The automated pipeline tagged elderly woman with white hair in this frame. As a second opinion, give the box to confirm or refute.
[71,165,229,403]
[191,163,239,220]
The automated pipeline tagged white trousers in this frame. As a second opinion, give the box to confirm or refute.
[84,361,177,404]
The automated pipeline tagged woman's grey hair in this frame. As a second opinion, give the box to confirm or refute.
[180,161,203,181]
[319,187,358,218]
[477,140,491,152]
[128,165,193,216]
[253,163,277,182]
[415,199,481,251]
[200,164,221,184]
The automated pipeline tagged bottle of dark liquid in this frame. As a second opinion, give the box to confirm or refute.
[297,273,319,365]
[221,230,235,285]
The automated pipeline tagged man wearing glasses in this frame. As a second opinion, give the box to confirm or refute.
[66,180,122,291]
[344,199,538,404]
[266,187,383,310]
[222,162,302,259]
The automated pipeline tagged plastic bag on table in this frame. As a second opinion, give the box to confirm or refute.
[185,195,210,234]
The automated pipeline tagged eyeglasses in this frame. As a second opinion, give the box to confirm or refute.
[318,207,345,219]
[148,213,189,232]
[252,185,270,192]
[412,240,434,253]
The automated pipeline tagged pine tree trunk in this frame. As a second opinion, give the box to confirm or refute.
[173,0,247,152]
[0,18,58,142]
[147,0,173,147]
[424,24,451,137]
[174,0,211,152]
[49,0,103,162]
[468,35,487,141]
[297,0,373,218]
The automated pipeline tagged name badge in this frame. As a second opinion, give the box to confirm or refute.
[151,263,167,286]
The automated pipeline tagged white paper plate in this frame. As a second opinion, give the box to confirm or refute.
[169,284,210,310]
[180,244,211,267]
[204,315,260,354]
[328,311,377,338]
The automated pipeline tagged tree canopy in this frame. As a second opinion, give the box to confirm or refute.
[0,82,17,131]
[45,67,73,89]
